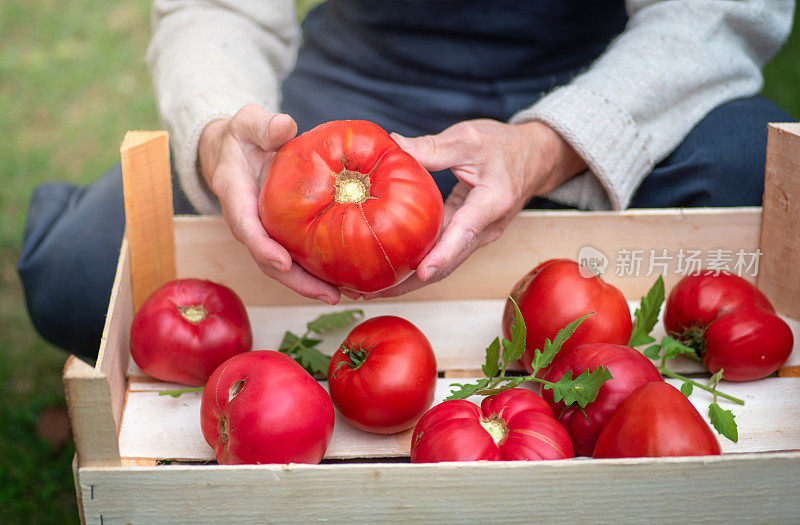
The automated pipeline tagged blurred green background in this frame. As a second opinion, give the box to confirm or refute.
[0,1,797,522]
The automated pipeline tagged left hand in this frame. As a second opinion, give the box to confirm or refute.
[362,119,587,299]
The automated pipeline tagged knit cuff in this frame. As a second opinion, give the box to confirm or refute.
[511,84,654,210]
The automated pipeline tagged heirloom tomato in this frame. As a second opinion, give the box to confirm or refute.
[258,120,444,293]
[664,272,793,381]
[410,389,573,462]
[539,343,663,456]
[130,278,252,386]
[503,259,632,374]
[200,351,335,464]
[593,381,721,458]
[328,316,437,434]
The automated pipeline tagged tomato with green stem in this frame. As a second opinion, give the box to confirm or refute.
[327,316,437,434]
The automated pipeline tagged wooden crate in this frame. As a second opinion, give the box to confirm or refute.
[64,125,800,524]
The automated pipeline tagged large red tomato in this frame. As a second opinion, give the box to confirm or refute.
[503,259,632,374]
[327,316,437,434]
[539,343,663,456]
[258,120,445,293]
[200,351,335,464]
[593,381,721,458]
[410,389,573,462]
[664,272,793,381]
[130,278,252,386]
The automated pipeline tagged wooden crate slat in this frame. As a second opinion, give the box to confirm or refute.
[77,453,800,524]
[118,377,800,462]
[173,209,762,307]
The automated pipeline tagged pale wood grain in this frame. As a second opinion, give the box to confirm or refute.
[120,130,175,311]
[76,452,800,524]
[759,123,800,321]
[71,455,86,525]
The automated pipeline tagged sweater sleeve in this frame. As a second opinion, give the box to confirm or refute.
[146,0,299,214]
[510,0,794,210]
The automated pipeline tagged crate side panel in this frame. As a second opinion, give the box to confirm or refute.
[173,209,761,306]
[78,453,800,524]
[118,377,800,462]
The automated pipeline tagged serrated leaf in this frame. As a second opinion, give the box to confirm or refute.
[530,314,593,373]
[502,297,526,368]
[709,402,738,442]
[446,379,491,401]
[629,275,665,347]
[543,366,613,409]
[660,335,697,361]
[482,337,501,378]
[278,331,300,354]
[294,345,331,376]
[306,309,364,334]
[680,382,694,397]
[643,344,662,360]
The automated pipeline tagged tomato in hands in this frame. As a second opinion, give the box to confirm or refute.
[504,259,632,374]
[327,316,437,434]
[664,272,793,381]
[593,381,721,458]
[410,389,573,462]
[200,351,335,464]
[130,279,252,386]
[258,120,445,293]
[539,343,663,456]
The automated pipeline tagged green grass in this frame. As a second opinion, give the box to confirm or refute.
[0,1,797,521]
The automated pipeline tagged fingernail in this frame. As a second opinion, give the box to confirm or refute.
[268,259,286,272]
[422,266,438,281]
[317,294,334,305]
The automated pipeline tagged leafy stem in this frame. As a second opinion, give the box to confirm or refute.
[158,386,205,397]
[658,368,744,405]
[277,309,364,376]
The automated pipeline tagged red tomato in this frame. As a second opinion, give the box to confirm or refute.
[664,272,793,381]
[539,343,663,456]
[410,389,573,462]
[258,120,445,293]
[327,316,437,434]
[200,351,335,464]
[130,278,252,386]
[593,381,721,458]
[503,259,632,374]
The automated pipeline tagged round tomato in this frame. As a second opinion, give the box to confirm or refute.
[410,389,573,462]
[258,120,445,293]
[664,272,793,381]
[327,316,437,434]
[503,259,632,374]
[130,278,252,386]
[593,381,721,458]
[539,343,663,456]
[200,351,335,464]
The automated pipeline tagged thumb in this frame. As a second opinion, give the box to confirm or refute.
[391,132,459,172]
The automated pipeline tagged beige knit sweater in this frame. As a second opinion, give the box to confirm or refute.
[146,0,794,215]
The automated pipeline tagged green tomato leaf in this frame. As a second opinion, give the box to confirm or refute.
[643,344,662,360]
[293,345,331,376]
[482,337,501,378]
[709,369,725,387]
[530,314,593,374]
[446,379,491,401]
[501,297,527,370]
[542,366,613,409]
[306,309,364,334]
[278,331,300,354]
[680,381,694,397]
[660,335,697,361]
[709,402,738,443]
[628,275,665,347]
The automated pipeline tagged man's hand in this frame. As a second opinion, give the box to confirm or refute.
[364,119,587,299]
[198,104,342,304]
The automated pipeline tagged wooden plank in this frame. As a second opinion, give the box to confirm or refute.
[62,356,121,467]
[759,123,800,321]
[78,452,800,524]
[95,240,133,432]
[120,130,175,311]
[72,455,86,525]
[117,377,800,462]
[173,208,762,306]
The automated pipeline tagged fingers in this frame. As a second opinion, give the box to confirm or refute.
[256,260,341,305]
[391,129,464,172]
[229,104,298,152]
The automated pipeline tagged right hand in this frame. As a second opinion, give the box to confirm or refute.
[197,104,343,304]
